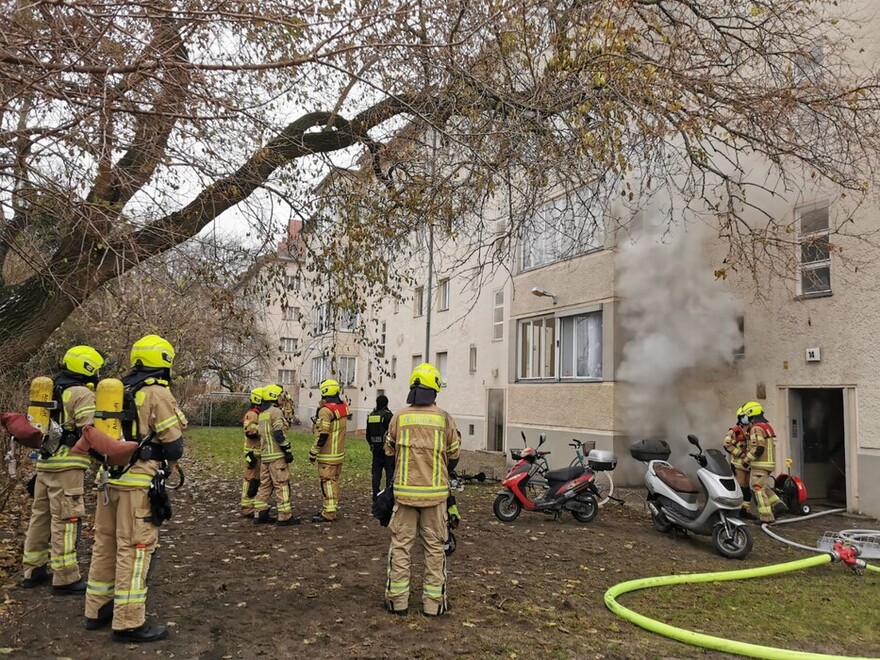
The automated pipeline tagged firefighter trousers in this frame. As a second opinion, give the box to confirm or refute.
[241,456,262,516]
[385,502,448,615]
[318,463,342,519]
[370,448,394,499]
[253,459,293,521]
[85,487,159,631]
[749,467,782,522]
[22,469,85,586]
[733,466,751,513]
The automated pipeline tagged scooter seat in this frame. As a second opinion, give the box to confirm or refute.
[545,466,584,483]
[654,463,699,494]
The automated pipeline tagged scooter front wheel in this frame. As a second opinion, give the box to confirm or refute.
[493,493,522,522]
[712,522,753,559]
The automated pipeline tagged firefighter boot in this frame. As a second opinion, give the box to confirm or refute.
[53,578,87,595]
[85,602,114,631]
[21,565,51,589]
[112,622,169,643]
[276,516,301,526]
[254,510,275,525]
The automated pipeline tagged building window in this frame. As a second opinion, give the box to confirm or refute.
[314,303,330,334]
[797,204,831,296]
[435,351,448,387]
[391,356,397,378]
[378,322,387,358]
[280,337,298,354]
[339,309,358,332]
[311,356,329,387]
[559,311,603,379]
[283,274,301,292]
[282,306,300,322]
[413,286,424,317]
[734,316,745,358]
[469,344,477,374]
[437,278,450,312]
[518,316,555,380]
[520,190,604,271]
[339,356,356,385]
[493,289,504,340]
[412,354,423,371]
[277,369,296,385]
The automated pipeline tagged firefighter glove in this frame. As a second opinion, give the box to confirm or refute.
[26,474,36,498]
[447,495,460,528]
[308,447,318,463]
[284,450,294,464]
[245,451,256,466]
[741,460,750,470]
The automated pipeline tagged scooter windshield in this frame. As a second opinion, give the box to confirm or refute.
[704,448,734,476]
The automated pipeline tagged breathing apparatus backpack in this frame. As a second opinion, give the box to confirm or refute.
[27,374,86,458]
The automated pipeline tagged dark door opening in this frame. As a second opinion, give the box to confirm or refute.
[789,388,846,506]
[486,389,505,452]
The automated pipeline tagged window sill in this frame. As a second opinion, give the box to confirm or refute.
[795,291,833,301]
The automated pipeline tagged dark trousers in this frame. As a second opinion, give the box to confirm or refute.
[371,447,395,499]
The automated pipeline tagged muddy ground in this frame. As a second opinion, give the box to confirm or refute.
[0,455,877,660]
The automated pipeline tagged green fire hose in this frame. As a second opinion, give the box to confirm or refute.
[604,553,878,659]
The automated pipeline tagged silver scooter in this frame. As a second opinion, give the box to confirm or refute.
[630,434,753,559]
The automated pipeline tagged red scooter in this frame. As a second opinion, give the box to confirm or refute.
[493,434,600,523]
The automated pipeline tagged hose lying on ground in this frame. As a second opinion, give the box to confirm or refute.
[604,553,877,660]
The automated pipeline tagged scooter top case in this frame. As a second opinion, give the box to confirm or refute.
[629,438,672,462]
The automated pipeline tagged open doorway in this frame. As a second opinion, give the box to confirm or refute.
[486,388,505,452]
[788,388,846,506]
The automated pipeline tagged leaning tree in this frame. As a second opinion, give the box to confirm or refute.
[2,0,879,373]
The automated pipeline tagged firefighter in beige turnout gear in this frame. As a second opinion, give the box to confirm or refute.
[22,345,104,593]
[253,384,300,525]
[84,335,186,643]
[722,419,752,516]
[384,363,461,617]
[309,379,349,523]
[240,387,263,518]
[738,401,787,523]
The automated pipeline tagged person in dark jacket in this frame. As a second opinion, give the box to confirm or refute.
[366,395,394,501]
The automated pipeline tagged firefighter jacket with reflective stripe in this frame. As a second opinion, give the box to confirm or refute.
[723,426,747,467]
[366,407,393,445]
[108,384,187,490]
[37,385,95,472]
[313,402,348,465]
[243,407,260,455]
[385,404,461,507]
[258,405,288,462]
[746,422,776,470]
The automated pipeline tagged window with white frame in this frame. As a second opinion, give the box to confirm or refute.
[280,337,298,354]
[339,308,358,332]
[435,351,448,387]
[283,274,301,292]
[339,356,356,385]
[469,345,477,374]
[518,316,556,380]
[277,369,297,385]
[412,354,423,371]
[314,303,330,334]
[282,305,300,322]
[493,289,504,340]
[437,278,450,311]
[559,311,603,379]
[520,190,604,271]
[391,356,397,378]
[311,356,329,387]
[378,321,387,358]
[797,204,831,296]
[413,286,424,317]
[734,316,745,358]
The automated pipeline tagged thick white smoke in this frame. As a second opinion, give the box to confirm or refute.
[617,220,742,458]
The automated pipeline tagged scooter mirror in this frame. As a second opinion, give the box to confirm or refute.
[521,431,527,443]
[538,434,546,446]
[687,434,700,446]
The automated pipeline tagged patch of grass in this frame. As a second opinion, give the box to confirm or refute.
[626,565,880,654]
[185,425,373,483]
